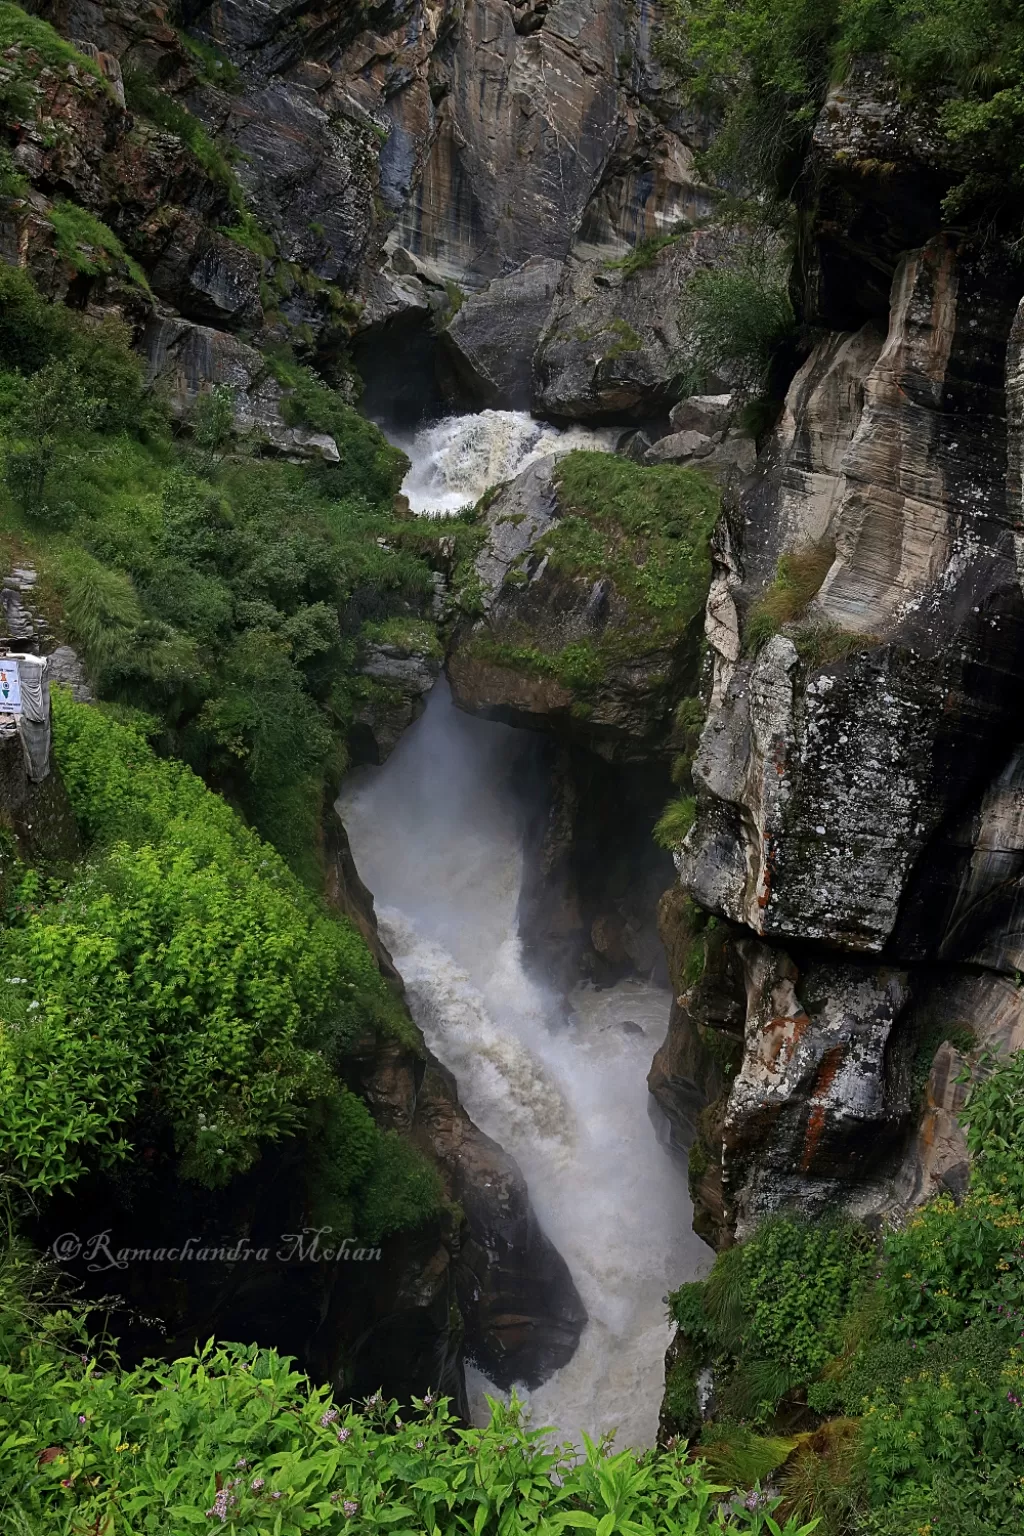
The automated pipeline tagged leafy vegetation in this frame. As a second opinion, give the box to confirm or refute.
[176,26,241,91]
[460,454,719,700]
[667,1047,1024,1533]
[0,695,427,1206]
[684,239,797,399]
[0,267,433,877]
[658,0,1024,224]
[0,1334,827,1536]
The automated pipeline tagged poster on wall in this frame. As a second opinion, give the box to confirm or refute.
[0,660,22,715]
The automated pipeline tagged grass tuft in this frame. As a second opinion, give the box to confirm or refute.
[744,540,835,653]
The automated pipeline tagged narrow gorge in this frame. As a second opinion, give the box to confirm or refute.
[1,0,1024,1532]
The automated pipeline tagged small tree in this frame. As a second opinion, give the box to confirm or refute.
[4,358,99,521]
[190,382,237,471]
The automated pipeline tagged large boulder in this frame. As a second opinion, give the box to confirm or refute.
[441,257,562,410]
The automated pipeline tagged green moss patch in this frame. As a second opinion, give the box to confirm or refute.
[549,451,719,644]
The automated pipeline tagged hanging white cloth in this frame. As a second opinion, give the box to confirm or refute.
[15,654,50,783]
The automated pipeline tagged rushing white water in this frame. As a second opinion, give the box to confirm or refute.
[338,682,711,1448]
[394,410,617,517]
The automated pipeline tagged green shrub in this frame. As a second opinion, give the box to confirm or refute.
[176,26,241,90]
[669,1219,874,1426]
[670,1047,1024,1532]
[271,357,408,502]
[743,1218,875,1377]
[53,547,143,664]
[220,208,276,259]
[962,1043,1024,1199]
[861,1354,1024,1534]
[0,267,434,874]
[685,242,796,397]
[699,1423,799,1486]
[604,231,684,277]
[361,616,442,658]
[0,145,28,198]
[0,695,412,1195]
[0,269,147,425]
[0,1336,826,1534]
[2,357,100,520]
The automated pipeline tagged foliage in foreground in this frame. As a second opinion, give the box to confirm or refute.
[0,1338,823,1535]
[0,695,438,1240]
[668,1049,1024,1534]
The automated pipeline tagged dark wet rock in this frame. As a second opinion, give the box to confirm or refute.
[441,257,562,410]
[351,642,442,765]
[414,1059,587,1390]
[617,429,653,463]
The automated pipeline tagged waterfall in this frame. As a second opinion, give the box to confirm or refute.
[393,410,617,516]
[338,682,711,1448]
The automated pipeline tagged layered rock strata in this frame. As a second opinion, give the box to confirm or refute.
[655,89,1024,1239]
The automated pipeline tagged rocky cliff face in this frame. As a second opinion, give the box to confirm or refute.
[15,0,722,425]
[654,69,1024,1243]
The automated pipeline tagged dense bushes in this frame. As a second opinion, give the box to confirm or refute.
[0,1338,823,1535]
[668,1050,1024,1533]
[0,696,429,1222]
[0,267,429,876]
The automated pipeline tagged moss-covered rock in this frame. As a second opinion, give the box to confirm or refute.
[448,450,720,760]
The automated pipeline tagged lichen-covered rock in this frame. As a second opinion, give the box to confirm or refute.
[662,73,1024,1242]
[682,240,1024,955]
